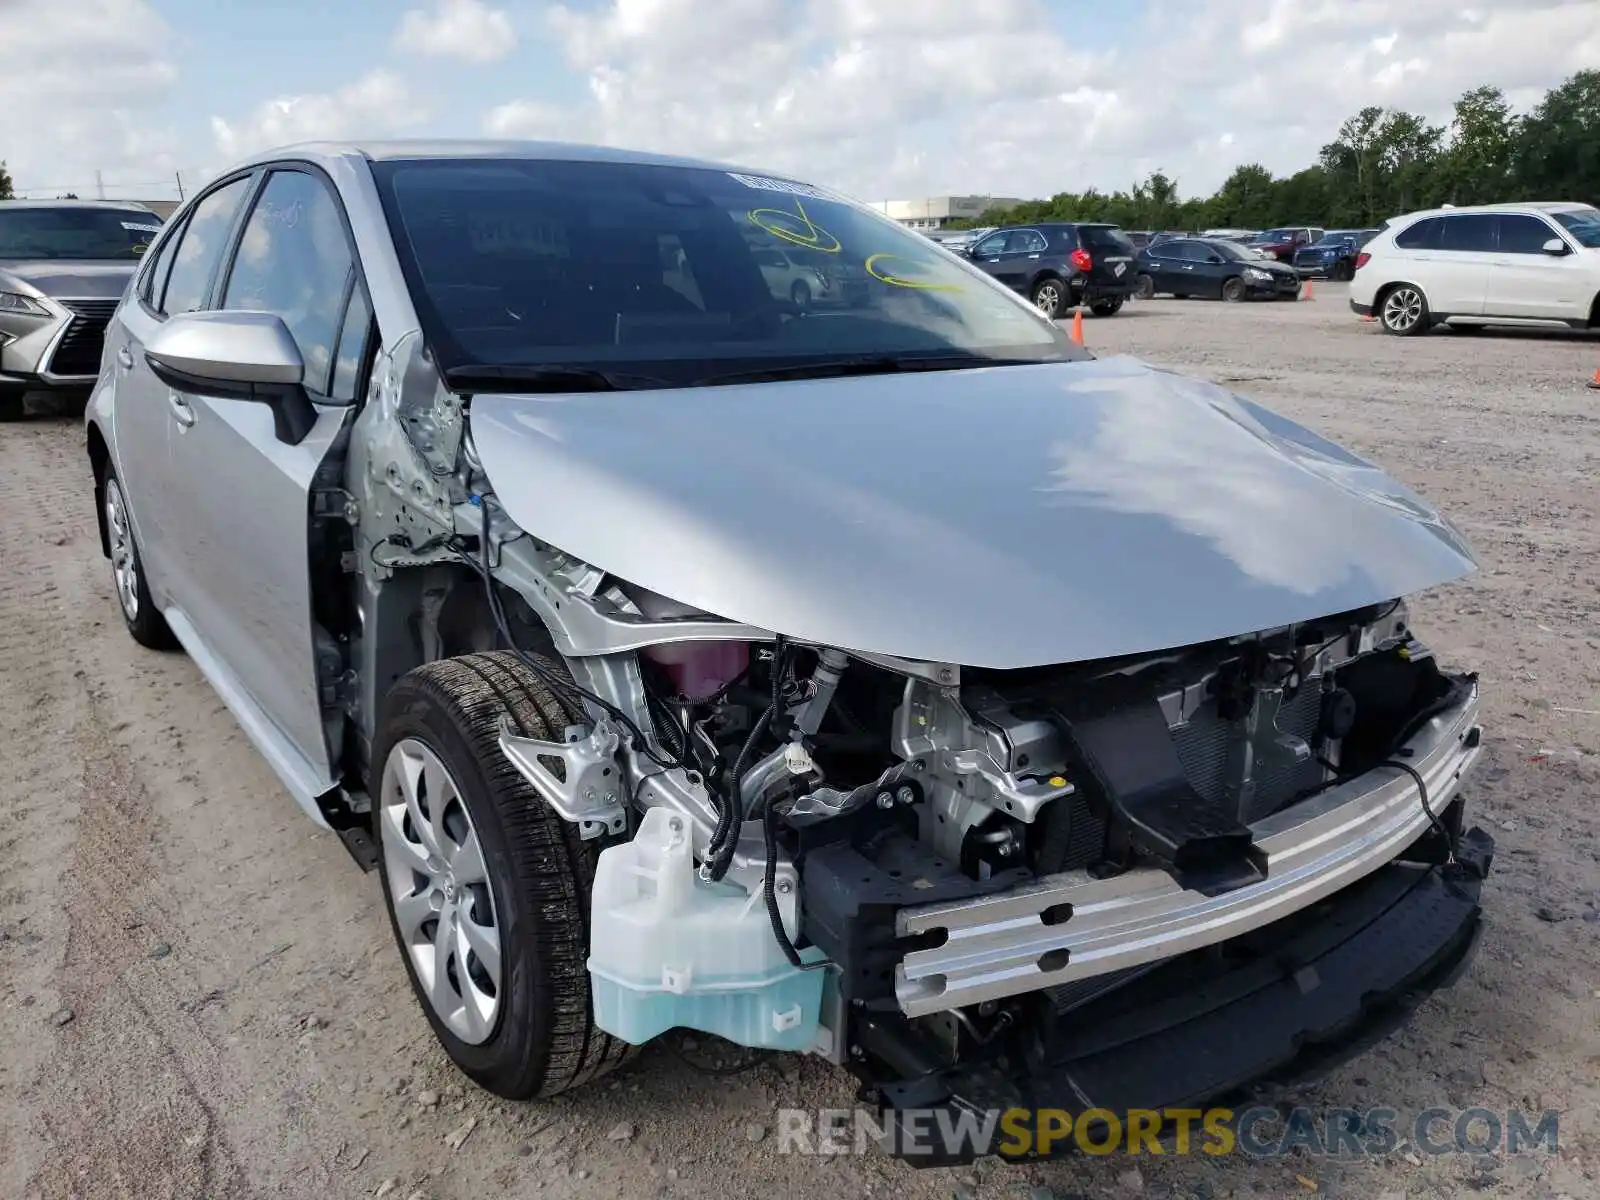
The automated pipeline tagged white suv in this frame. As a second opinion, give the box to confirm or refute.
[1349,202,1600,335]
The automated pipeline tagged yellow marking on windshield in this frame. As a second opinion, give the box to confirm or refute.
[747,199,841,254]
[863,252,963,291]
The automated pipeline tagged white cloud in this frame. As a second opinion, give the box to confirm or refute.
[394,0,516,64]
[0,0,179,199]
[484,0,1600,201]
[209,71,428,165]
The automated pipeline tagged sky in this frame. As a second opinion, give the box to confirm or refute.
[1,0,1597,205]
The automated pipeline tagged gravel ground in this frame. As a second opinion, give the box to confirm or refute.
[1,283,1597,1200]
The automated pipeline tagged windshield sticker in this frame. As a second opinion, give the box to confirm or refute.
[747,199,841,254]
[864,252,962,291]
[121,221,163,234]
[467,215,569,257]
[726,172,845,202]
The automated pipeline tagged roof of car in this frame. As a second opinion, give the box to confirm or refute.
[228,138,772,179]
[1395,200,1593,220]
[0,199,156,212]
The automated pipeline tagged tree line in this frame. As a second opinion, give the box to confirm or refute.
[956,71,1600,232]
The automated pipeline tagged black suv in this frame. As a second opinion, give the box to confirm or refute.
[961,223,1139,317]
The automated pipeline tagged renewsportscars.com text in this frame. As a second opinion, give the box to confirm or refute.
[775,1105,1560,1160]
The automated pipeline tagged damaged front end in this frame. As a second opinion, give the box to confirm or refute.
[472,549,1492,1159]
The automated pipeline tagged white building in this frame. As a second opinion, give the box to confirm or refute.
[867,195,1023,230]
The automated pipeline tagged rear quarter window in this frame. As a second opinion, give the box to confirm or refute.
[1078,226,1137,256]
[1393,217,1442,250]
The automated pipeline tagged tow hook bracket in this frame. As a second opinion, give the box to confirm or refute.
[498,718,628,839]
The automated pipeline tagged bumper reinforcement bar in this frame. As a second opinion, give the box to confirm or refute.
[895,682,1482,1017]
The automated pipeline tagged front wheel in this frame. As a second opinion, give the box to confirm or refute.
[373,651,634,1100]
[1134,274,1155,300]
[1221,277,1246,303]
[0,385,25,422]
[790,279,811,310]
[1030,277,1065,318]
[1379,285,1430,336]
[1089,298,1123,317]
[100,466,177,650]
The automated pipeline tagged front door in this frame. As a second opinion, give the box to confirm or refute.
[1487,214,1586,320]
[160,166,373,811]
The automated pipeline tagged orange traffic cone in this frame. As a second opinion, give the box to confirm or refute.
[1588,368,1600,390]
[1070,309,1084,346]
[1302,277,1314,300]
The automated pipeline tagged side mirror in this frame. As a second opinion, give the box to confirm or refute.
[1542,237,1569,256]
[143,310,317,445]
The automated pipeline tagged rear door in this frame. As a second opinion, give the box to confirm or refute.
[1393,215,1492,315]
[110,174,256,609]
[159,165,375,806]
[968,230,1015,286]
[1487,213,1586,320]
[992,229,1048,290]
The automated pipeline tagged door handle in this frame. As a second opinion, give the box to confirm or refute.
[167,391,196,427]
[116,346,134,371]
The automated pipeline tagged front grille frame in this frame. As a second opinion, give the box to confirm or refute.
[44,298,120,380]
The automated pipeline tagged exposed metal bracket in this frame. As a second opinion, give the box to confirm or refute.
[498,718,628,840]
[313,487,360,523]
[943,748,1074,823]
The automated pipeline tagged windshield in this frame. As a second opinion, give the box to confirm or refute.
[0,207,162,261]
[1257,228,1298,242]
[370,158,1079,387]
[1313,231,1357,245]
[1552,207,1600,249]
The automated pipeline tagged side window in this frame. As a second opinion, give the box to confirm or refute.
[971,233,1004,257]
[329,283,373,404]
[1394,217,1442,250]
[1015,230,1048,253]
[139,215,186,310]
[1497,214,1560,254]
[1174,242,1209,262]
[1438,214,1496,252]
[159,176,252,316]
[221,170,357,398]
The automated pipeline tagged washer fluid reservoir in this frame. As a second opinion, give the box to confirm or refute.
[587,807,825,1051]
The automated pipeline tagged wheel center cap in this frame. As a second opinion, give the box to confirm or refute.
[443,879,457,902]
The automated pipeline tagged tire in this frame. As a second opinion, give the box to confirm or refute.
[1173,293,1190,300]
[372,651,634,1100]
[1134,274,1155,300]
[1330,261,1352,283]
[0,385,25,422]
[1221,277,1246,303]
[789,279,811,310]
[1089,298,1123,317]
[1030,276,1065,318]
[99,464,178,650]
[1378,284,1430,336]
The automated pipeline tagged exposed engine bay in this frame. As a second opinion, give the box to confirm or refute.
[473,555,1484,1091]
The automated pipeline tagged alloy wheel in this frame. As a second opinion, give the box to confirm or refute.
[1033,282,1062,317]
[1383,287,1424,332]
[104,477,141,623]
[379,738,503,1045]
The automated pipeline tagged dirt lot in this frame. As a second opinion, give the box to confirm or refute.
[2,284,1597,1200]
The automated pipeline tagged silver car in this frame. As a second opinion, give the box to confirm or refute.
[1,200,164,418]
[86,141,1494,1162]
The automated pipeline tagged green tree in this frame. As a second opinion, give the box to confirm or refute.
[1372,110,1445,217]
[0,161,13,200]
[1209,164,1277,228]
[1513,69,1600,203]
[1435,86,1516,206]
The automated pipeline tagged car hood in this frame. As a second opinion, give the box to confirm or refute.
[471,356,1476,668]
[0,260,137,299]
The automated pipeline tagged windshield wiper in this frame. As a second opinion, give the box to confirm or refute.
[691,354,1053,388]
[443,364,672,393]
